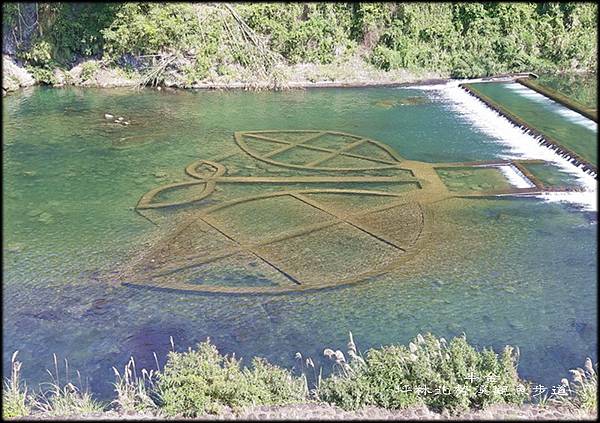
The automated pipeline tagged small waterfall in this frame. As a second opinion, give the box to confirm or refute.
[401,79,597,211]
[459,84,597,178]
[498,164,536,189]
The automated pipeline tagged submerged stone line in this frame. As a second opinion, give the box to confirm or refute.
[251,253,303,285]
[262,131,326,158]
[305,138,367,167]
[262,141,400,165]
[290,192,407,252]
[196,214,303,287]
[234,130,410,171]
[121,130,584,294]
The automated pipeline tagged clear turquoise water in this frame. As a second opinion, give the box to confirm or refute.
[537,73,597,110]
[3,86,597,398]
[466,82,597,166]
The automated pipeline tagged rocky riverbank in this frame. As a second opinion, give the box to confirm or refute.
[2,53,445,95]
[2,55,35,95]
[13,402,597,420]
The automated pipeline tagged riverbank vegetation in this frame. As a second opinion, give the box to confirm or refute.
[3,333,597,419]
[2,2,597,90]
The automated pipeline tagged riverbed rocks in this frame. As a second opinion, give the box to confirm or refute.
[373,96,428,109]
[70,61,138,88]
[36,211,54,225]
[5,242,25,254]
[104,113,131,126]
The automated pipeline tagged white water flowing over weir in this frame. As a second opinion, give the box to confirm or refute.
[497,164,536,189]
[401,78,597,212]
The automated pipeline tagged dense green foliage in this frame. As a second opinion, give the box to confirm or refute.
[156,341,307,416]
[317,333,529,413]
[102,3,202,58]
[239,3,356,64]
[366,2,598,77]
[3,2,597,81]
[9,3,118,66]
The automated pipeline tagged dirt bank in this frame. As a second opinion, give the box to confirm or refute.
[13,402,597,420]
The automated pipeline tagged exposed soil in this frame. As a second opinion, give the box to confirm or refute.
[14,402,597,421]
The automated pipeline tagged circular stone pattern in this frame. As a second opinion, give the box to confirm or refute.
[124,190,427,294]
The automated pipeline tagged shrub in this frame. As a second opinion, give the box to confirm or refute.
[26,66,58,85]
[181,57,212,86]
[370,45,406,71]
[18,40,54,67]
[41,3,119,64]
[156,339,307,417]
[317,332,529,413]
[102,3,203,57]
[80,61,99,82]
[239,3,354,64]
[368,2,597,77]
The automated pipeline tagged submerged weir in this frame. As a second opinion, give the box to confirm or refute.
[460,81,597,177]
[516,77,597,122]
[407,78,597,211]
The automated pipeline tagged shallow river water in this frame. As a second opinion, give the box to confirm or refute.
[3,84,597,398]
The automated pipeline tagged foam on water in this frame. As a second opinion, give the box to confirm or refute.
[400,79,597,211]
[497,164,536,189]
[505,83,597,132]
[536,190,597,212]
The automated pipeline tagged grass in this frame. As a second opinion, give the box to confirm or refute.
[2,335,597,419]
[28,354,104,416]
[556,357,598,414]
[111,355,160,414]
[2,352,30,419]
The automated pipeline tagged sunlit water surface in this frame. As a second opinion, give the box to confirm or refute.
[537,72,597,110]
[3,85,597,398]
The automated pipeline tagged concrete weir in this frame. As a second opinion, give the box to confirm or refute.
[516,77,597,122]
[459,83,598,179]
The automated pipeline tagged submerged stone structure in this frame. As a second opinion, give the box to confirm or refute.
[460,83,598,178]
[120,130,581,294]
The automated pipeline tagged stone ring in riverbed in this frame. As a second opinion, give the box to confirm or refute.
[118,130,583,295]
